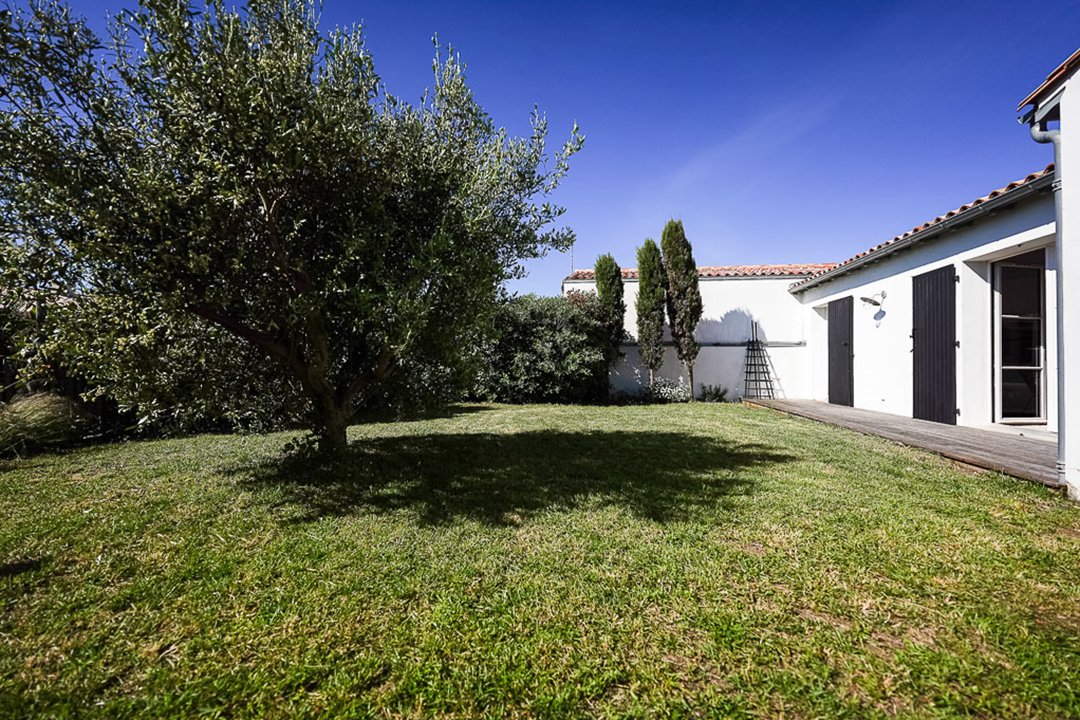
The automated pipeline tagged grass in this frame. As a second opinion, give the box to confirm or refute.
[1,402,1079,718]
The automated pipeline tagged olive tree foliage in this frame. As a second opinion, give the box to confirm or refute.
[46,296,310,434]
[592,253,625,377]
[634,238,665,387]
[0,0,583,452]
[660,220,701,401]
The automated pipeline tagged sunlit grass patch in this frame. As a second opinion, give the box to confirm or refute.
[1,403,1078,718]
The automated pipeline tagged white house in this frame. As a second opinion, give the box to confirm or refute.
[565,166,1054,419]
[564,48,1080,500]
[791,166,1055,429]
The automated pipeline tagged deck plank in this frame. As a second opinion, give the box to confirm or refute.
[746,399,1061,488]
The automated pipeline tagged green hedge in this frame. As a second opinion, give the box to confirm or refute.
[476,293,609,404]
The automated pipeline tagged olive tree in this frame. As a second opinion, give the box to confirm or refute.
[0,0,583,453]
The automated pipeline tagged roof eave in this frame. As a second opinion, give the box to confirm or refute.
[1019,85,1064,126]
[562,272,826,283]
[789,173,1054,295]
[1017,47,1080,113]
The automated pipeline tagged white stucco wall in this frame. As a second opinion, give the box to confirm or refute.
[794,193,1056,427]
[562,275,814,400]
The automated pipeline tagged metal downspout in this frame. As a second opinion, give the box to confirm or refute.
[1029,121,1066,488]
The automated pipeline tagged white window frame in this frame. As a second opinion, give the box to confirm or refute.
[993,253,1047,424]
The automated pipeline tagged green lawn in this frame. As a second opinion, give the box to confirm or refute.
[2,403,1079,718]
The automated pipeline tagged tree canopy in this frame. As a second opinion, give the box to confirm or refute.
[0,0,583,451]
[660,220,701,400]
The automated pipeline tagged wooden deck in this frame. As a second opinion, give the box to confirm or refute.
[746,399,1061,489]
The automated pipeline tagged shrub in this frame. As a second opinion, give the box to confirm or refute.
[0,393,86,456]
[644,377,691,404]
[476,294,608,404]
[699,384,729,403]
[609,389,646,406]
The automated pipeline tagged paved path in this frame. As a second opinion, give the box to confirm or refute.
[746,399,1061,489]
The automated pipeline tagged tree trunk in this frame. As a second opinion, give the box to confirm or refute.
[186,304,395,457]
[648,367,655,388]
[687,363,695,402]
[316,405,350,456]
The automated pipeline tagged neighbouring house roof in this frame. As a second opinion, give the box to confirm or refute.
[564,263,837,282]
[790,164,1055,294]
[1018,47,1080,112]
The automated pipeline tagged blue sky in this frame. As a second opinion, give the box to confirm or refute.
[69,0,1080,294]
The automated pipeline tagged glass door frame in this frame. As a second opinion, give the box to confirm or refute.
[993,253,1047,424]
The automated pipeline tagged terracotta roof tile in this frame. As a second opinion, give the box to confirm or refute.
[566,263,837,282]
[790,164,1055,292]
[1018,47,1080,111]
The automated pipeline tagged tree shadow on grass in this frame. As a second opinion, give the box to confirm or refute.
[236,430,795,527]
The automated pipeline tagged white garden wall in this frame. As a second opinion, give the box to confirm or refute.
[563,275,814,400]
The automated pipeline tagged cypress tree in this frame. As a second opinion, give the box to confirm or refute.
[661,220,702,400]
[594,254,626,376]
[635,239,665,387]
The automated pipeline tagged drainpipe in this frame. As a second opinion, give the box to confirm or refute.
[1028,120,1066,488]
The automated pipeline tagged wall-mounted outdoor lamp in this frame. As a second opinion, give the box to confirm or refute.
[860,291,887,326]
[859,291,887,307]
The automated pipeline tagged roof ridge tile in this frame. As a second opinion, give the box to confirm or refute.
[565,262,837,282]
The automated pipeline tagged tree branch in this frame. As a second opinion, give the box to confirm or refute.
[188,302,323,396]
[342,349,395,412]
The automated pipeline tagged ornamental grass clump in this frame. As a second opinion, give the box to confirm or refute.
[0,393,85,456]
[699,384,729,402]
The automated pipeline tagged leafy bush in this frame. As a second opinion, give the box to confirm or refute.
[699,384,729,403]
[644,377,691,404]
[0,309,19,404]
[608,389,646,406]
[476,293,608,404]
[0,393,86,456]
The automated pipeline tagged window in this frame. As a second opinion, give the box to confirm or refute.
[994,251,1045,422]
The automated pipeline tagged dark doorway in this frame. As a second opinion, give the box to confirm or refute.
[912,265,956,424]
[828,296,854,407]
